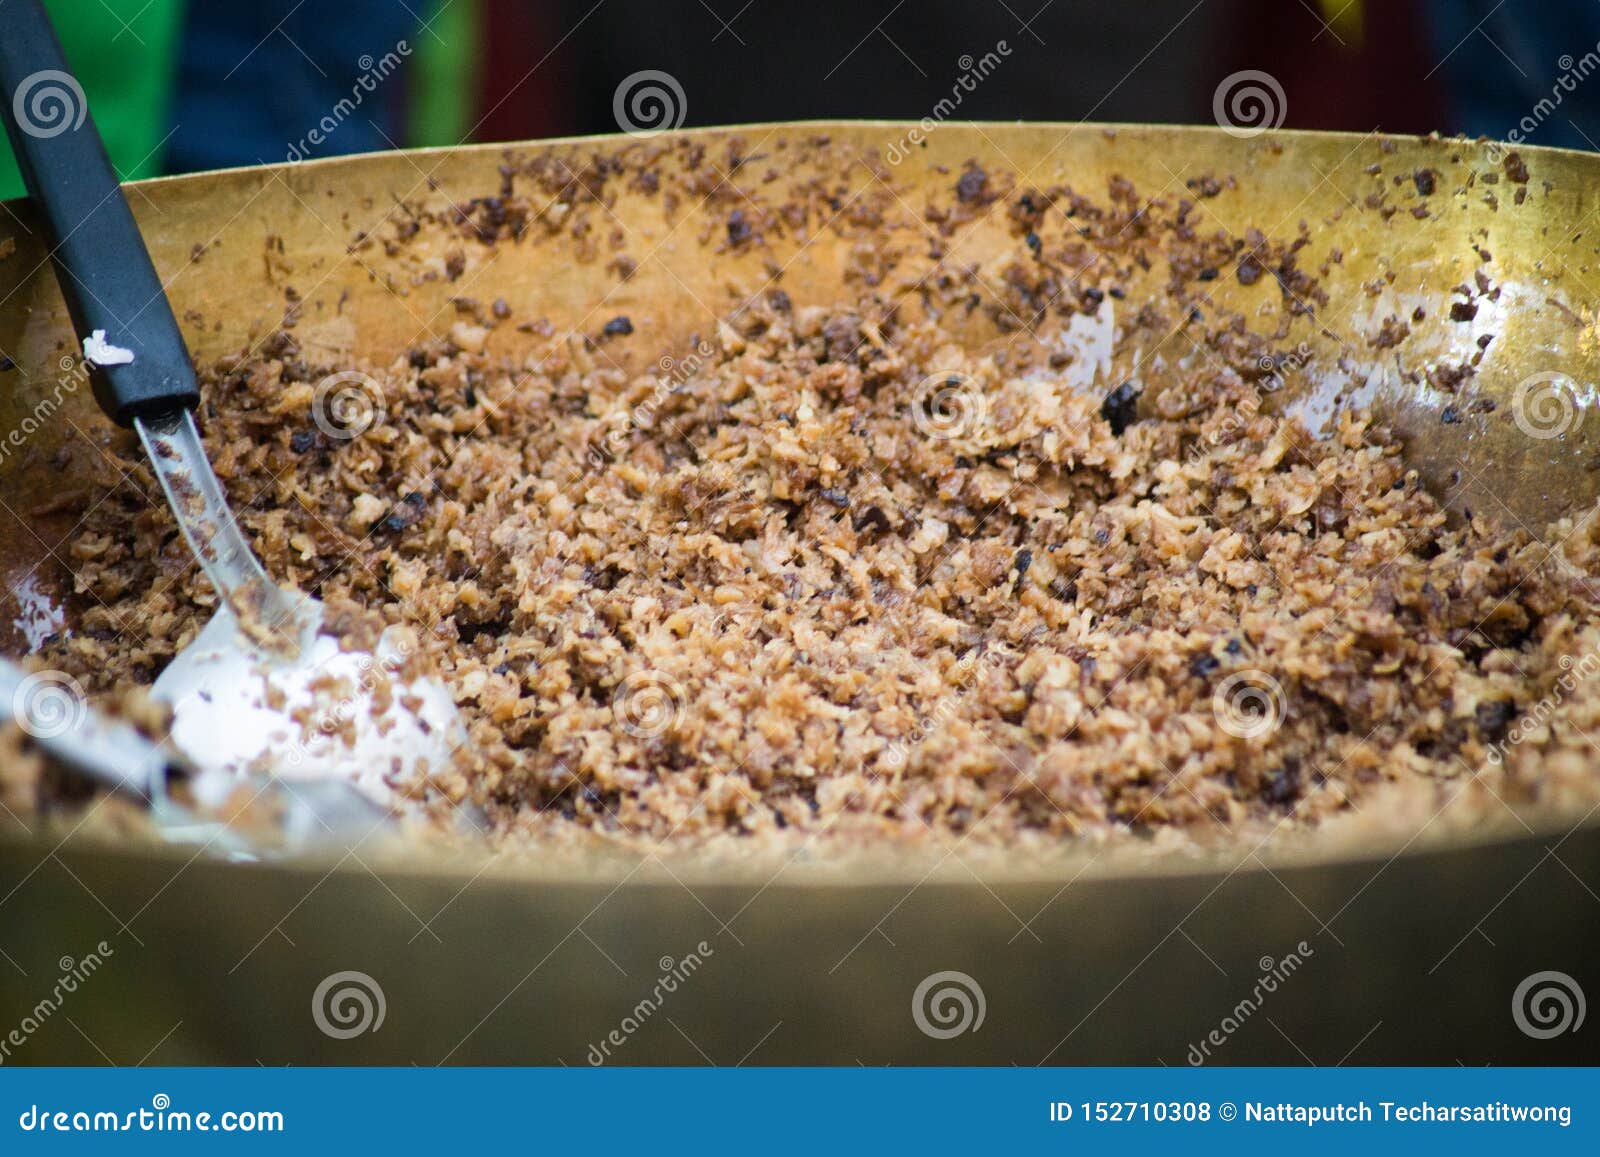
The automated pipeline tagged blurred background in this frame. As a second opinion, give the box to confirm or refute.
[2,0,1595,199]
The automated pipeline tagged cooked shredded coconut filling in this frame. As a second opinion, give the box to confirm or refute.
[14,153,1600,853]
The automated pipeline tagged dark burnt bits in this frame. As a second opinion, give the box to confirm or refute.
[1009,188,1051,232]
[821,314,863,363]
[1427,362,1475,393]
[1369,315,1411,349]
[726,209,755,248]
[602,315,634,338]
[376,491,430,534]
[1100,381,1142,436]
[289,430,317,454]
[955,164,989,204]
[1475,698,1516,739]
[1449,299,1479,323]
[1412,168,1437,196]
[1503,152,1530,184]
[1260,761,1302,806]
[852,505,892,536]
[1011,548,1033,593]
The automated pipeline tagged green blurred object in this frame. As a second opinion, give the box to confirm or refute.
[0,0,185,200]
[409,0,478,148]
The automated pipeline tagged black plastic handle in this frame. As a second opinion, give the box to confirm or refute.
[0,0,198,425]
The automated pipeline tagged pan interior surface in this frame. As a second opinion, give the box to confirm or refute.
[3,122,1600,880]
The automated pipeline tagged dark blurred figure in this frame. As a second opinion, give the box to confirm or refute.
[167,1,421,171]
[1424,0,1600,150]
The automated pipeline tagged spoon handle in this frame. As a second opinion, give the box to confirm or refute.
[0,0,200,425]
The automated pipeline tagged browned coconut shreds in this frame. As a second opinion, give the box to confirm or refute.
[18,279,1600,855]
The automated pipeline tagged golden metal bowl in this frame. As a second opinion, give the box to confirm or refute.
[1,123,1597,1064]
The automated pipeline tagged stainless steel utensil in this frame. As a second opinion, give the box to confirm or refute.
[0,0,463,828]
[0,656,391,856]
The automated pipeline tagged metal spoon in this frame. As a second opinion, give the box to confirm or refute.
[0,0,463,824]
[1,656,392,857]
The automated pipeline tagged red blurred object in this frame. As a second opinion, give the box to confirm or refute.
[1229,0,1447,134]
[477,0,575,142]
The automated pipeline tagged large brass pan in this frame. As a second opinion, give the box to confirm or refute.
[0,124,1597,1064]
